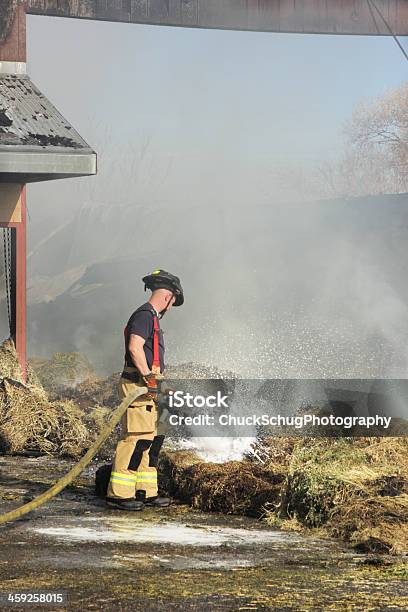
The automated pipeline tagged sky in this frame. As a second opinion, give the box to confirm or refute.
[25,15,408,244]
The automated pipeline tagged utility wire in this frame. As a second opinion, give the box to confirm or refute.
[367,0,408,62]
[6,229,11,334]
[2,228,11,333]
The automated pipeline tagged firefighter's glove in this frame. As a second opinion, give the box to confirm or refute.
[142,372,158,398]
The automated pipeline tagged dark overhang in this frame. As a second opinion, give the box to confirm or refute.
[0,72,96,183]
[26,0,408,37]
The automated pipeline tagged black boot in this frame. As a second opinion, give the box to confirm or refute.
[106,497,144,511]
[145,495,172,507]
[135,490,172,507]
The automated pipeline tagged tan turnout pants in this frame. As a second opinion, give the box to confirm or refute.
[106,369,164,499]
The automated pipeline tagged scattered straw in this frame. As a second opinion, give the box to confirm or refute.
[0,340,94,458]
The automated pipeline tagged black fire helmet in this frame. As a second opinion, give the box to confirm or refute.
[142,269,184,306]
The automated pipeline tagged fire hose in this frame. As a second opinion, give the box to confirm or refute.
[0,386,148,526]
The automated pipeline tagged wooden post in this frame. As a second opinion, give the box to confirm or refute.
[0,184,26,380]
[14,187,26,380]
[0,3,26,63]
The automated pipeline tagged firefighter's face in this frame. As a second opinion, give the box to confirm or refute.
[161,291,176,312]
[166,294,176,310]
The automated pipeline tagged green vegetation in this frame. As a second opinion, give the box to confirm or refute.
[274,437,408,554]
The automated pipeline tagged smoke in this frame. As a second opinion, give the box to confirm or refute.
[162,195,408,379]
[23,192,408,382]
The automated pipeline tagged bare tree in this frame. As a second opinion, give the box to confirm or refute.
[343,82,407,193]
[348,82,408,179]
[314,146,405,199]
[275,81,408,201]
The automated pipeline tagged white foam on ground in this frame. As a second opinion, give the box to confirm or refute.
[32,518,300,547]
[192,437,257,462]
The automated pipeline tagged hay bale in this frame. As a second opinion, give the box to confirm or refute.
[159,450,285,516]
[29,352,95,396]
[0,339,24,382]
[0,378,91,457]
[0,341,95,458]
[331,493,408,554]
[0,339,42,388]
[56,373,121,410]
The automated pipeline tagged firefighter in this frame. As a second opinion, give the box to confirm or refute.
[106,269,184,510]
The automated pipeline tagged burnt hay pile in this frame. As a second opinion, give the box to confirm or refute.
[159,450,285,516]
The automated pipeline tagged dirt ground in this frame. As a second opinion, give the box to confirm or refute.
[0,455,407,611]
